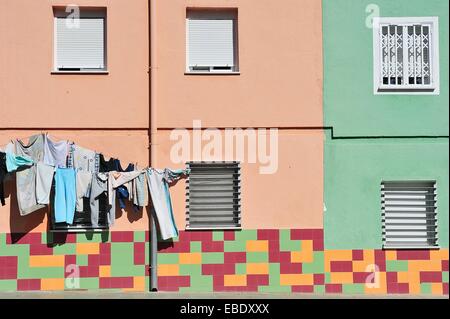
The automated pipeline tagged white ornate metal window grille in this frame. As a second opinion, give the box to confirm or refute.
[374,17,439,93]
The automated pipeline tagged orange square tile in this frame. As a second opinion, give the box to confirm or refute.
[41,278,65,291]
[246,240,268,252]
[99,265,111,277]
[280,274,314,286]
[224,275,247,287]
[385,250,397,261]
[246,263,269,275]
[29,255,65,267]
[158,264,179,276]
[76,243,99,255]
[291,240,313,263]
[430,249,449,261]
[330,272,354,284]
[179,253,202,264]
[409,260,441,272]
[431,283,443,295]
[364,272,387,294]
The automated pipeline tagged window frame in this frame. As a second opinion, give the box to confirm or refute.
[53,7,108,73]
[185,161,241,230]
[185,9,239,74]
[381,180,439,250]
[372,16,439,95]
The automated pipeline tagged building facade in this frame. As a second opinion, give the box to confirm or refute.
[0,0,448,295]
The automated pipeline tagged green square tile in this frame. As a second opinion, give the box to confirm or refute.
[386,260,409,272]
[0,280,17,291]
[314,285,325,294]
[158,253,179,264]
[268,263,281,286]
[179,264,202,276]
[224,240,246,252]
[190,241,202,253]
[442,271,449,283]
[258,285,291,293]
[0,233,6,245]
[79,278,100,289]
[212,231,224,241]
[134,231,146,243]
[279,230,301,252]
[41,232,47,244]
[302,252,324,273]
[342,283,365,294]
[77,254,89,266]
[234,230,257,241]
[420,283,433,294]
[325,272,331,284]
[235,263,247,275]
[202,252,224,264]
[53,243,76,255]
[246,252,268,263]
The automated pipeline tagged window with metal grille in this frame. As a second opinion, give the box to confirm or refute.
[186,162,241,229]
[373,17,439,94]
[381,181,438,249]
[186,9,238,73]
[54,8,107,72]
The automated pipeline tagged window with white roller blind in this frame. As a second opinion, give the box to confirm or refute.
[373,17,439,94]
[54,9,106,71]
[186,10,238,73]
[381,181,438,249]
[186,162,241,229]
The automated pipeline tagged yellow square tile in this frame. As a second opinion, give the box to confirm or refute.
[99,265,111,277]
[246,240,268,252]
[29,255,65,267]
[41,278,65,291]
[246,263,269,275]
[158,264,179,276]
[76,243,100,255]
[224,275,247,287]
[330,272,354,284]
[179,252,202,264]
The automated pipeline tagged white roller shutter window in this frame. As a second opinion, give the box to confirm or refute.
[55,17,105,70]
[381,181,438,249]
[187,18,235,69]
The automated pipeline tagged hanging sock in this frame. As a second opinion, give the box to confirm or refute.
[146,168,189,240]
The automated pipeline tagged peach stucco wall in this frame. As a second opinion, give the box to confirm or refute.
[155,130,323,229]
[0,0,149,128]
[155,0,323,128]
[0,0,324,234]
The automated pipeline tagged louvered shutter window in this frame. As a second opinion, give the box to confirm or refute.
[381,181,438,249]
[55,17,105,70]
[187,10,237,72]
[186,162,241,229]
[373,17,439,93]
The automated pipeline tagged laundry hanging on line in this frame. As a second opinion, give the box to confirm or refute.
[0,133,189,240]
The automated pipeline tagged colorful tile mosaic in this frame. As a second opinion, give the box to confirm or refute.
[0,230,448,294]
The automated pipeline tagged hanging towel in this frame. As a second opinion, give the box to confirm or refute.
[43,134,68,168]
[146,168,188,240]
[54,168,77,224]
[67,143,99,173]
[5,152,34,172]
[36,162,56,205]
[14,134,46,216]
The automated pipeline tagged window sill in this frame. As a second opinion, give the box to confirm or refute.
[184,72,240,76]
[50,228,109,233]
[383,245,440,250]
[374,87,439,95]
[185,226,242,231]
[51,71,109,75]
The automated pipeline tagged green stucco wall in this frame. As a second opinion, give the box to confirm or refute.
[323,0,449,137]
[324,132,449,249]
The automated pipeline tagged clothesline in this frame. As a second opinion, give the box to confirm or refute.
[0,133,189,240]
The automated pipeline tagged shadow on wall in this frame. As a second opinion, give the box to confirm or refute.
[4,176,46,243]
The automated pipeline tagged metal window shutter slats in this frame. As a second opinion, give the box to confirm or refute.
[56,17,105,69]
[381,181,438,249]
[186,162,240,229]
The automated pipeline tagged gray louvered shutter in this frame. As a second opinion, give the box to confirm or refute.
[55,17,105,70]
[186,162,241,229]
[381,181,438,249]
